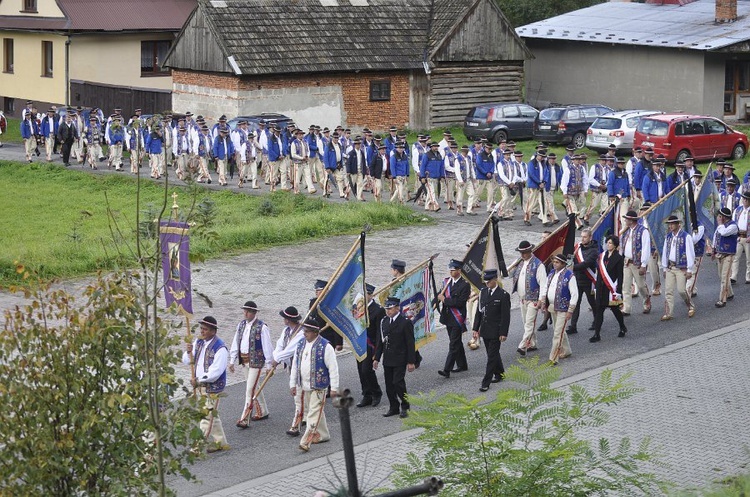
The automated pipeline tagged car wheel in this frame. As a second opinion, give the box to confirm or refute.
[676,149,690,163]
[732,143,746,160]
[493,130,507,145]
[572,132,585,149]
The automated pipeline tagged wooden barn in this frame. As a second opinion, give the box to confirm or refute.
[163,0,531,130]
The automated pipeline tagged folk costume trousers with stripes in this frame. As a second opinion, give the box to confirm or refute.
[199,388,227,447]
[300,389,329,448]
[239,366,268,423]
[518,300,539,350]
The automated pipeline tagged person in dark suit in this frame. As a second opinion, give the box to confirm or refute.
[590,235,627,342]
[58,112,78,167]
[437,259,471,378]
[374,296,416,418]
[472,269,511,392]
[569,228,599,334]
[356,284,384,408]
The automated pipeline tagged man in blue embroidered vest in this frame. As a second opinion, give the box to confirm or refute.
[731,192,750,284]
[290,318,340,452]
[272,306,306,436]
[621,210,652,316]
[229,301,273,428]
[713,207,739,307]
[183,316,229,453]
[539,254,576,363]
[374,296,417,417]
[561,154,587,229]
[661,216,696,321]
[437,260,471,378]
[512,241,547,356]
[472,270,511,391]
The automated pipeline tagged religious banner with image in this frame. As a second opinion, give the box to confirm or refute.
[159,220,193,315]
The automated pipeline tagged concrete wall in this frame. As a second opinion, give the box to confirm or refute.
[703,53,727,118]
[0,30,66,104]
[70,33,174,91]
[0,0,64,17]
[524,41,708,115]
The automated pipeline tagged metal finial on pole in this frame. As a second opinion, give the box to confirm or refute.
[171,191,179,221]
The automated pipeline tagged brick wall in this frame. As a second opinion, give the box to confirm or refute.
[172,69,410,131]
[716,0,737,22]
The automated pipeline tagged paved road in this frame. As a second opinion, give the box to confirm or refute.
[3,142,749,495]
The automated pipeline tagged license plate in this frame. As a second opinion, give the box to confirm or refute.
[539,125,551,130]
[642,141,654,147]
[467,122,479,127]
[593,136,608,142]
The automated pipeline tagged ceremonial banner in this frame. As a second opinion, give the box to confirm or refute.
[644,184,687,255]
[695,166,720,239]
[592,202,617,252]
[318,234,369,362]
[159,221,193,314]
[461,216,507,291]
[374,259,436,350]
[533,218,571,265]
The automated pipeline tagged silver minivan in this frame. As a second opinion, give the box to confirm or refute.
[586,110,663,152]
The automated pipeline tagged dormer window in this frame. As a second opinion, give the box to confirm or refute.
[22,0,38,13]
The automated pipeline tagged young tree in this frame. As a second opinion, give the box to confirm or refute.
[390,358,668,496]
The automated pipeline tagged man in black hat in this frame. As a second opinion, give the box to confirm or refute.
[390,259,406,280]
[660,216,695,321]
[272,306,307,436]
[58,112,78,167]
[292,128,315,194]
[229,301,273,428]
[437,259,471,378]
[722,163,740,191]
[713,207,739,307]
[621,210,652,316]
[290,318,340,452]
[83,116,103,169]
[374,297,416,418]
[173,125,191,181]
[183,316,229,453]
[310,280,343,351]
[731,192,750,285]
[667,161,689,193]
[721,178,741,211]
[472,269,511,391]
[346,137,367,201]
[212,126,235,186]
[511,241,547,356]
[370,144,388,202]
[539,255,576,362]
[357,284,384,407]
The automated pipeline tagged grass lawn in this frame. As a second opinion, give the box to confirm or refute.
[2,117,22,144]
[0,160,427,286]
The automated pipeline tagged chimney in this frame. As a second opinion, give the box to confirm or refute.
[716,0,737,23]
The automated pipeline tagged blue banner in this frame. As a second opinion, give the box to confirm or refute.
[646,186,686,255]
[593,203,616,252]
[318,244,369,361]
[695,170,719,240]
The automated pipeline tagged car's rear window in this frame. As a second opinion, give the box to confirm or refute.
[592,117,622,130]
[637,119,669,137]
[471,107,490,119]
[539,108,564,120]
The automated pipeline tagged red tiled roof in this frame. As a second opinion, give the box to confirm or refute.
[0,0,196,32]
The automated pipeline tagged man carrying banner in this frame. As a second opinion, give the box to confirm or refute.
[437,260,471,378]
[561,154,587,229]
[512,241,547,356]
[731,192,750,284]
[229,301,273,428]
[183,316,230,453]
[639,202,663,296]
[569,228,599,335]
[609,157,632,229]
[473,269,511,391]
[272,306,306,437]
[661,216,696,321]
[713,207,739,308]
[621,210,652,315]
[357,284,384,407]
[539,255,575,363]
[374,297,416,418]
[290,318,340,452]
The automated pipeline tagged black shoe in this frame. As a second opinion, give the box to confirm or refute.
[731,279,737,285]
[527,347,538,352]
[286,428,300,437]
[437,370,450,378]
[618,328,627,338]
[716,301,726,308]
[371,395,382,407]
[516,348,526,356]
[383,409,400,417]
[589,334,601,343]
[588,325,596,331]
[566,327,578,335]
[537,323,548,331]
[479,386,489,392]
[727,295,734,301]
[491,375,503,383]
[399,408,409,419]
[356,397,373,408]
[451,367,468,373]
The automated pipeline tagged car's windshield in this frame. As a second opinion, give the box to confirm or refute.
[539,109,564,120]
[591,117,622,130]
[637,119,669,137]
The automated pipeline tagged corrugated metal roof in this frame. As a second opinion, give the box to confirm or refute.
[516,0,750,51]
[0,0,195,32]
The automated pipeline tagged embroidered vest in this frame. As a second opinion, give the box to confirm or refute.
[694,236,706,257]
[456,154,468,180]
[194,337,227,394]
[716,221,738,254]
[549,268,573,312]
[567,165,584,195]
[622,224,646,264]
[595,163,606,184]
[513,257,542,301]
[445,153,456,179]
[235,319,266,368]
[665,230,690,268]
[294,336,331,390]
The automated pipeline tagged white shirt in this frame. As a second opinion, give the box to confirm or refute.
[289,339,339,391]
[623,225,651,267]
[544,270,578,311]
[182,336,228,385]
[228,318,274,369]
[734,206,749,232]
[273,325,304,367]
[662,230,695,270]
[517,257,547,299]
